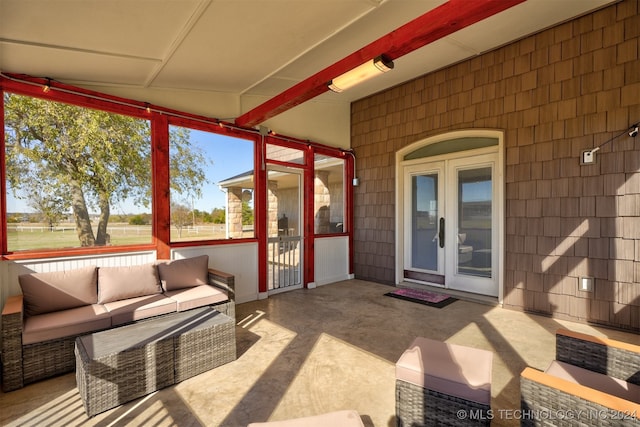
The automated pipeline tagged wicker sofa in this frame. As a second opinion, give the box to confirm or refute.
[520,329,640,426]
[1,255,235,392]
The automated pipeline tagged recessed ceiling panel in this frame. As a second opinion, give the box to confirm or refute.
[1,43,159,86]
[150,0,382,92]
[0,0,203,59]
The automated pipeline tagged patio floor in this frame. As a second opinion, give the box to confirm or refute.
[1,279,637,427]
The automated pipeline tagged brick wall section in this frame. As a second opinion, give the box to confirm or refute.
[351,0,639,331]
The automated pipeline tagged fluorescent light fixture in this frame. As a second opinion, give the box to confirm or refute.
[328,55,394,93]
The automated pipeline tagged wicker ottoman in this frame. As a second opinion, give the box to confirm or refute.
[395,337,493,427]
[75,307,235,417]
[75,317,176,417]
[174,309,236,382]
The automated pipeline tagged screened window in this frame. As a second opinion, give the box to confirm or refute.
[4,92,152,251]
[169,126,255,241]
[314,154,345,234]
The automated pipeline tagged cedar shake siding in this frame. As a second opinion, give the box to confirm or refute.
[351,0,639,331]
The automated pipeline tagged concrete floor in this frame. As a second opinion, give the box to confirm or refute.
[1,279,637,427]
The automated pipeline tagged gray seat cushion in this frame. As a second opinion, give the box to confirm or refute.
[247,410,365,427]
[545,360,640,403]
[396,336,493,405]
[23,304,110,345]
[164,285,228,312]
[103,294,177,326]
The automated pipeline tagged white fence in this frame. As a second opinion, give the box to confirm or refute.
[10,224,152,234]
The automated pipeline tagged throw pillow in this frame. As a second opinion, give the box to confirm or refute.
[98,264,162,304]
[157,255,209,291]
[19,266,98,317]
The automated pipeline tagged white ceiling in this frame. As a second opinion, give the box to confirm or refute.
[0,0,617,146]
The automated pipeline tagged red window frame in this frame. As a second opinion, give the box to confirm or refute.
[1,74,352,270]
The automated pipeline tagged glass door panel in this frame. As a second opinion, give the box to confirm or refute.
[404,162,445,284]
[457,167,492,278]
[446,157,498,297]
[411,174,439,271]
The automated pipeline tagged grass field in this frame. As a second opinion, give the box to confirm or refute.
[7,222,239,251]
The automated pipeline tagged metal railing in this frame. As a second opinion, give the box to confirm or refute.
[267,235,301,291]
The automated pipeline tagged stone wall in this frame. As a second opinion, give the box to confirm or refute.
[351,0,639,331]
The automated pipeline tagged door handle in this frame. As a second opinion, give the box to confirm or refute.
[439,217,445,248]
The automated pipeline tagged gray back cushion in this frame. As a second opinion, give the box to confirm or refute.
[157,255,209,291]
[98,264,162,304]
[19,266,98,317]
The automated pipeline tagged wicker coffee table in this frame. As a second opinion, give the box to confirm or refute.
[75,307,235,417]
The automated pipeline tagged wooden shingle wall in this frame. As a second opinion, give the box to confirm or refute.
[351,0,639,331]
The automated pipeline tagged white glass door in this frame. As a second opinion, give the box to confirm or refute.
[403,162,445,284]
[445,156,498,296]
[403,154,498,297]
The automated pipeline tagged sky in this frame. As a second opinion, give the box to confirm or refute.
[167,128,254,213]
[6,129,254,215]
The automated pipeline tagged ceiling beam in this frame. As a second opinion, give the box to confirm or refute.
[235,0,526,128]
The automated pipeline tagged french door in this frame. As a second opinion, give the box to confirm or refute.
[403,153,499,297]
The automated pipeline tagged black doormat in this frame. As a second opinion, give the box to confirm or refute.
[384,287,457,308]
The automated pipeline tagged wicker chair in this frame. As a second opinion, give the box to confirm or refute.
[520,329,640,426]
[1,268,234,392]
[395,337,493,427]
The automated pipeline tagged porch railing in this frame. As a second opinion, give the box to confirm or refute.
[267,235,301,291]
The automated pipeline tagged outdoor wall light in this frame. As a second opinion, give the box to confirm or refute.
[579,277,593,292]
[581,122,639,166]
[581,147,599,165]
[328,55,394,93]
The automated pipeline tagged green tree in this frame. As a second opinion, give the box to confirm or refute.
[4,93,206,247]
[129,214,150,226]
[200,210,213,223]
[28,192,68,231]
[242,201,254,225]
[171,201,191,238]
[6,214,21,223]
[169,128,209,199]
[211,207,225,224]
